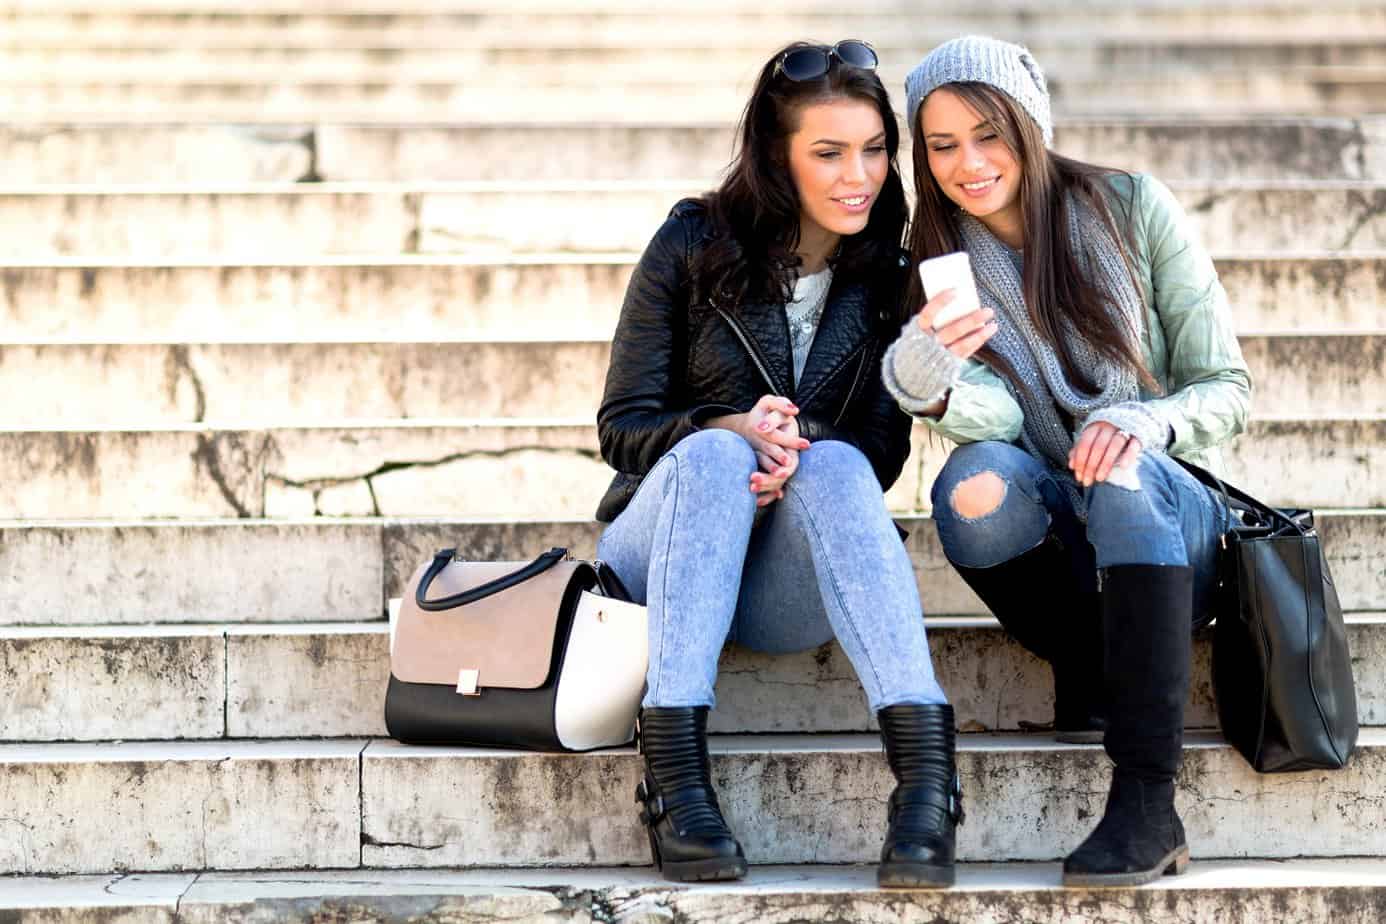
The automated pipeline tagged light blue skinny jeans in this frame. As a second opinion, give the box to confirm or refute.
[930,440,1222,614]
[597,428,947,712]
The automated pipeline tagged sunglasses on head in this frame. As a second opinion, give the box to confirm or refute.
[774,40,879,82]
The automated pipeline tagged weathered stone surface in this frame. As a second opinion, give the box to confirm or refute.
[0,520,382,625]
[6,862,1386,923]
[1213,255,1386,331]
[0,188,414,259]
[226,624,390,738]
[427,183,1386,255]
[11,42,1386,88]
[0,872,190,920]
[1,418,1374,518]
[2,65,1381,121]
[0,740,362,874]
[361,731,1386,867]
[1,256,1373,343]
[0,627,224,741]
[4,180,1375,258]
[0,124,309,184]
[0,341,610,426]
[2,334,1369,427]
[317,117,1386,183]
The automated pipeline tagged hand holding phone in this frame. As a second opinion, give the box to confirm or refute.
[918,252,981,329]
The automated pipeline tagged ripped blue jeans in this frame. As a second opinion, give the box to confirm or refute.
[598,428,948,713]
[930,441,1222,613]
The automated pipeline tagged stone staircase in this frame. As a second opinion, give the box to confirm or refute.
[2,1,1385,918]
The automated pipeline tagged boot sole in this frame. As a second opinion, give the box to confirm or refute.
[1062,844,1191,888]
[877,862,955,889]
[1055,729,1105,745]
[659,856,749,883]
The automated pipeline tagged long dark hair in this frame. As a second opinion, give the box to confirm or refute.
[906,81,1158,393]
[693,42,909,319]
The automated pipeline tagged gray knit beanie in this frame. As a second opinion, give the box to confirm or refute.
[904,35,1053,145]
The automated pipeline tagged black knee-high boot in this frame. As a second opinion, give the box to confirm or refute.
[1063,564,1193,886]
[877,704,964,888]
[635,707,747,882]
[953,539,1106,742]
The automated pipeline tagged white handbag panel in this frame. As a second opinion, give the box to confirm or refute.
[554,590,649,751]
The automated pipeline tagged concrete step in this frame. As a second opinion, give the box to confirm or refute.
[7,509,1382,627]
[1,731,1381,873]
[313,117,1386,183]
[9,861,1386,923]
[0,417,1378,519]
[362,730,1386,867]
[1,255,1377,342]
[6,9,1385,46]
[6,41,1386,83]
[0,123,314,185]
[0,739,363,874]
[0,182,1382,257]
[5,118,1382,184]
[4,613,1384,741]
[0,333,1376,427]
[1,71,1381,120]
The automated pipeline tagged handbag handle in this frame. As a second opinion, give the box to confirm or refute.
[415,547,568,612]
[1172,458,1306,540]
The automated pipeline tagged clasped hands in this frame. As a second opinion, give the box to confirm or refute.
[707,395,810,508]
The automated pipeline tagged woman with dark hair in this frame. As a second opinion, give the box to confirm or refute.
[596,41,962,888]
[882,35,1251,886]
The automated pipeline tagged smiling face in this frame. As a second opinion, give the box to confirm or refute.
[785,97,889,269]
[920,87,1024,248]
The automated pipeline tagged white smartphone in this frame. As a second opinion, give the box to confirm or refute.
[918,251,982,329]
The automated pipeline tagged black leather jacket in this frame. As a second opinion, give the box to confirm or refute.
[595,199,915,522]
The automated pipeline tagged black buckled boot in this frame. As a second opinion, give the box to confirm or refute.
[634,707,747,882]
[953,539,1106,742]
[877,704,964,888]
[1063,564,1194,887]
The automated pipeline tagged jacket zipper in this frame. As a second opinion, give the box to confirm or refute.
[832,345,869,427]
[716,307,781,395]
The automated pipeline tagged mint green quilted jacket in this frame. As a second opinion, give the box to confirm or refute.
[920,172,1253,474]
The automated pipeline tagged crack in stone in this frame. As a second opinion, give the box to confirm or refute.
[1337,188,1386,250]
[1348,117,1370,179]
[0,816,35,873]
[191,432,280,519]
[166,345,208,423]
[359,832,447,851]
[404,190,423,253]
[270,444,603,508]
[296,127,323,183]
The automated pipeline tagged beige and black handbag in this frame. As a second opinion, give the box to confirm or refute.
[385,547,647,751]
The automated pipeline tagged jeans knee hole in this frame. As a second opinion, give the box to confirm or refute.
[950,471,1008,521]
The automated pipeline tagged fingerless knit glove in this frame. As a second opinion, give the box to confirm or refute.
[881,321,964,415]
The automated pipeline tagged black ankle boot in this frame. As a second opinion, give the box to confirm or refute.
[876,704,963,888]
[635,707,747,883]
[1063,564,1194,887]
[953,540,1106,742]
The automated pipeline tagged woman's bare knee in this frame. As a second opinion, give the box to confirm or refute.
[950,472,1006,519]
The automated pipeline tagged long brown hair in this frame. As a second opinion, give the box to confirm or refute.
[693,42,910,323]
[905,81,1158,393]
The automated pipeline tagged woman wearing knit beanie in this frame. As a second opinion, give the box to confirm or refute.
[884,35,1251,886]
[597,41,962,888]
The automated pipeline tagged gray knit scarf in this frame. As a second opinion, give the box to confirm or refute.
[956,195,1147,503]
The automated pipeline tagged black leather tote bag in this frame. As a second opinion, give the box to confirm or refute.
[1177,459,1358,773]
